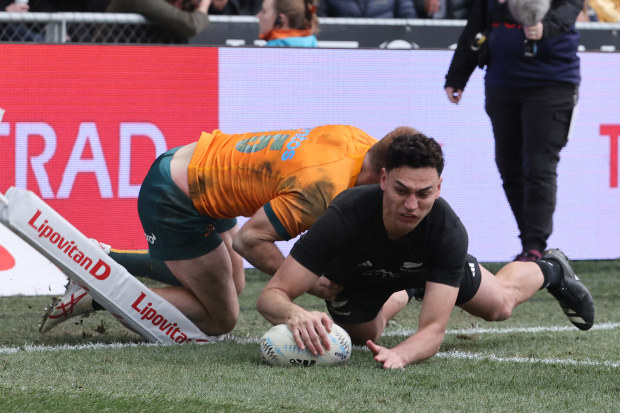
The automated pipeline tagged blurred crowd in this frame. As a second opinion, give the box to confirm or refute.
[1,0,616,45]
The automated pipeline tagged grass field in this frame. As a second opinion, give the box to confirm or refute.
[1,260,619,412]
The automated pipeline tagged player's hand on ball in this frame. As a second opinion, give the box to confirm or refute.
[367,340,406,369]
[287,310,333,355]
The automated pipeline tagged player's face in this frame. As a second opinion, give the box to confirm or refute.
[380,166,442,239]
[257,0,277,37]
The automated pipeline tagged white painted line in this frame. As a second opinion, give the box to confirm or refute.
[382,321,620,338]
[436,350,620,368]
[1,323,618,369]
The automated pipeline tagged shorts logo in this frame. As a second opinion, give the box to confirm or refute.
[329,300,349,309]
[469,262,476,277]
[145,233,156,244]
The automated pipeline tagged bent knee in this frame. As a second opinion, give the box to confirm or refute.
[481,306,513,322]
[204,312,239,335]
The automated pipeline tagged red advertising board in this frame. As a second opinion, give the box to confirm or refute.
[0,44,219,249]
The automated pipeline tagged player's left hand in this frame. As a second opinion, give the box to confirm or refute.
[366,340,406,369]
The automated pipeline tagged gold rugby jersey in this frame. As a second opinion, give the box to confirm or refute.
[187,125,377,240]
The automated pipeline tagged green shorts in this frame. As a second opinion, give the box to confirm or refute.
[326,254,482,324]
[137,147,237,261]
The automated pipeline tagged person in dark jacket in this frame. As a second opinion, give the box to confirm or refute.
[444,0,582,262]
[318,0,418,18]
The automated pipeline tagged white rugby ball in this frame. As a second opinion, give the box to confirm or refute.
[259,323,352,367]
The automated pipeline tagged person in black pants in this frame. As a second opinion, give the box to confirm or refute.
[444,0,582,261]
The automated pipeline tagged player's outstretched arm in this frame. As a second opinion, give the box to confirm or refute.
[369,282,458,369]
[257,256,333,355]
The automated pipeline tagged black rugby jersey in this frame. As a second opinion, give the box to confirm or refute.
[290,184,469,293]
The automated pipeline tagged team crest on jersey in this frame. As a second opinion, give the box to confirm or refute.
[400,261,423,271]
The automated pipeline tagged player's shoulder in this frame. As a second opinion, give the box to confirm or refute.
[331,184,382,211]
[310,125,377,146]
[428,197,462,224]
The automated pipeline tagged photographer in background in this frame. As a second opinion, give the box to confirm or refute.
[444,0,582,262]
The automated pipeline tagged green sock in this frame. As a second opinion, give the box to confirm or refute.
[109,249,182,286]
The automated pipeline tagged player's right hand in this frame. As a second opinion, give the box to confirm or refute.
[287,310,333,356]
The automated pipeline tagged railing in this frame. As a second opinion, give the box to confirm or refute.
[1,12,620,50]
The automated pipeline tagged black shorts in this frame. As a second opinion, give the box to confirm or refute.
[326,254,482,324]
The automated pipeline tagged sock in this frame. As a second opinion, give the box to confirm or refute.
[109,249,182,286]
[536,259,562,290]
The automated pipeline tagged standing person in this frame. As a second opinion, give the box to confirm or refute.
[444,0,582,261]
[257,0,319,47]
[39,125,406,335]
[256,128,594,369]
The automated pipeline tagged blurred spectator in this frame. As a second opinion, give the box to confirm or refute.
[208,0,241,14]
[208,0,262,14]
[30,0,110,11]
[1,0,44,41]
[576,0,599,21]
[589,0,620,21]
[318,0,418,18]
[414,0,473,19]
[258,0,318,47]
[105,0,211,43]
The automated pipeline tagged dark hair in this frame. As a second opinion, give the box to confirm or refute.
[275,0,319,32]
[384,127,444,176]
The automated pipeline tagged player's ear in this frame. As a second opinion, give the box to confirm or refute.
[436,176,443,198]
[379,168,388,189]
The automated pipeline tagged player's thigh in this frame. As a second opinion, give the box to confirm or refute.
[458,265,506,320]
[165,243,239,314]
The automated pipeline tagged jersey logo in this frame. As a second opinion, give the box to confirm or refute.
[357,260,373,267]
[281,128,310,161]
[400,262,423,271]
[235,133,290,153]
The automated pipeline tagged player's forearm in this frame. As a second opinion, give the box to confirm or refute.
[394,325,446,365]
[232,237,283,276]
[256,288,302,325]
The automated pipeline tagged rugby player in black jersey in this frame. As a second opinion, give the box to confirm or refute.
[256,127,595,369]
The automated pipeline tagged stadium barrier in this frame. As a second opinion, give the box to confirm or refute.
[1,12,620,51]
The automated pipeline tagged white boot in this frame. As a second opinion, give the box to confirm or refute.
[39,280,94,333]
